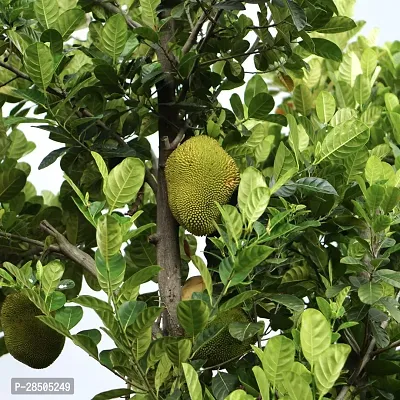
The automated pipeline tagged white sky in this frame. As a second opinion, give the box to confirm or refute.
[0,2,398,399]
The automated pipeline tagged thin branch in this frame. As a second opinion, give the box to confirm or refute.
[169,122,188,150]
[0,60,30,80]
[181,13,208,55]
[93,0,141,28]
[39,220,97,277]
[0,76,19,88]
[195,0,218,25]
[145,168,158,195]
[0,231,60,252]
[372,338,400,356]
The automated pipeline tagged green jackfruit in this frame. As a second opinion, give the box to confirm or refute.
[194,308,255,367]
[165,135,240,236]
[1,292,65,369]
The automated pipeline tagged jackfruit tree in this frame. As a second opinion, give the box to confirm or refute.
[1,0,400,398]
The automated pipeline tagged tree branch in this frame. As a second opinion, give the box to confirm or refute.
[93,0,141,28]
[372,338,400,356]
[155,16,184,336]
[181,13,208,55]
[39,220,97,277]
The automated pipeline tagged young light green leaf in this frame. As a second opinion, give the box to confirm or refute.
[293,84,312,116]
[314,344,351,397]
[34,0,59,29]
[140,0,160,29]
[354,74,371,105]
[282,372,312,400]
[91,151,109,183]
[361,48,377,78]
[238,167,266,215]
[41,260,65,300]
[252,366,270,400]
[96,214,122,258]
[104,157,145,210]
[316,91,336,124]
[243,186,270,226]
[182,363,203,400]
[261,335,295,388]
[191,255,213,300]
[300,308,331,367]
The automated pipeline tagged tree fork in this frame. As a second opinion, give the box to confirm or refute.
[155,18,184,337]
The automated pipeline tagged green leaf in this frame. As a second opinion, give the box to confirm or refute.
[101,14,128,63]
[7,129,33,160]
[104,157,145,210]
[177,300,210,336]
[96,214,122,258]
[286,0,307,31]
[224,390,254,400]
[314,344,351,397]
[229,321,263,341]
[293,84,312,116]
[295,177,337,196]
[166,338,192,365]
[385,93,399,112]
[191,255,213,300]
[354,74,371,105]
[252,366,270,400]
[56,8,85,39]
[361,48,377,77]
[155,353,172,394]
[238,167,266,215]
[260,335,295,388]
[46,291,66,311]
[230,93,244,120]
[316,91,336,124]
[92,389,133,400]
[300,309,331,367]
[41,260,65,300]
[118,300,147,330]
[182,363,203,400]
[273,142,297,181]
[24,42,54,89]
[281,265,310,283]
[219,291,259,312]
[358,282,384,305]
[315,119,369,164]
[317,16,356,33]
[55,306,83,329]
[230,245,274,286]
[301,38,342,62]
[37,315,72,338]
[72,295,113,312]
[34,0,59,29]
[95,250,125,293]
[212,372,238,400]
[244,75,268,107]
[140,0,160,28]
[375,269,400,289]
[91,151,109,183]
[0,168,27,201]
[266,294,304,312]
[243,186,270,226]
[248,93,275,120]
[129,306,163,337]
[282,372,312,400]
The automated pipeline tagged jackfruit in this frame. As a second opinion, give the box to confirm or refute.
[193,308,255,367]
[182,276,205,300]
[165,135,240,236]
[1,292,65,369]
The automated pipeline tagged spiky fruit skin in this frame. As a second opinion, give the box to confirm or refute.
[194,308,255,368]
[165,135,240,236]
[1,292,65,369]
[182,276,205,300]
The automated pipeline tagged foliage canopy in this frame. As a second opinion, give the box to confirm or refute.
[1,0,400,399]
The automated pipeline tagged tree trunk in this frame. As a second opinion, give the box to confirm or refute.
[155,21,183,336]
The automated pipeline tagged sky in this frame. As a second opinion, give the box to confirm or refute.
[0,1,399,399]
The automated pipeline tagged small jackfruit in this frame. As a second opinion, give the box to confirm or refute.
[165,135,240,236]
[194,308,255,367]
[1,292,65,369]
[182,276,205,300]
